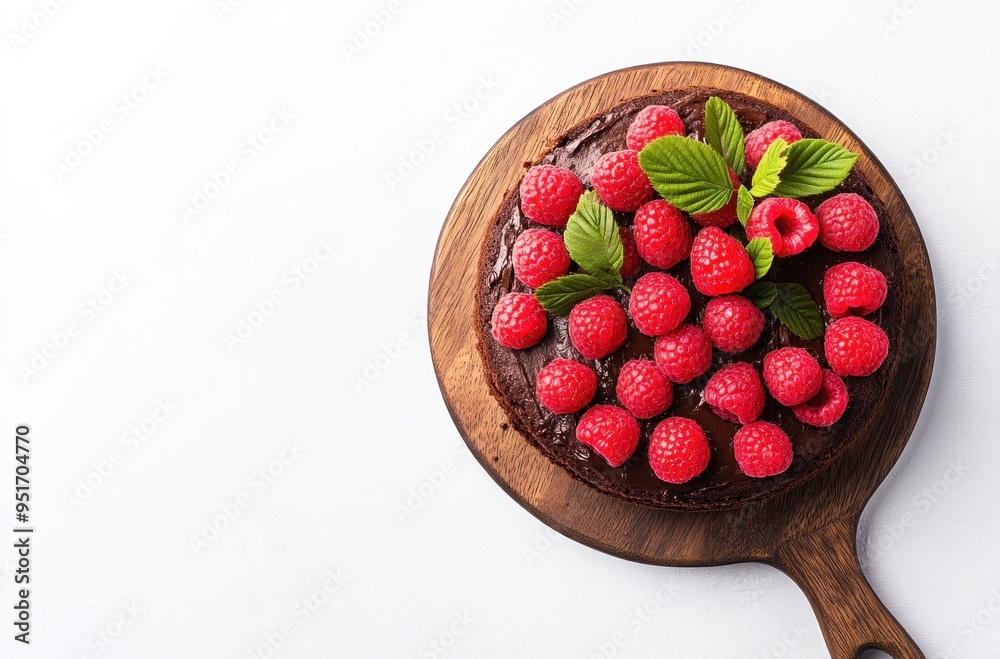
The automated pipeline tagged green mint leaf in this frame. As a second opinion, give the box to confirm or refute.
[534,274,614,316]
[746,237,774,279]
[770,283,824,339]
[563,191,623,279]
[749,138,788,197]
[638,135,733,214]
[736,185,754,226]
[772,139,857,198]
[704,96,746,175]
[744,281,777,309]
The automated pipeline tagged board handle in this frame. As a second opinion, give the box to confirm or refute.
[768,517,924,659]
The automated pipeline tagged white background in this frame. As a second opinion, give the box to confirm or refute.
[1,0,998,657]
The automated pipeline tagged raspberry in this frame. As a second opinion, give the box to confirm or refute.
[491,293,547,349]
[654,323,713,384]
[733,421,794,478]
[648,417,711,484]
[626,105,687,152]
[816,193,880,252]
[575,405,640,468]
[519,165,584,227]
[701,295,765,353]
[746,197,819,257]
[633,200,693,269]
[704,362,765,425]
[616,359,673,419]
[763,347,823,406]
[690,227,755,296]
[823,261,888,318]
[512,229,571,288]
[591,150,653,212]
[536,358,598,415]
[619,226,642,278]
[792,370,849,427]
[568,295,628,359]
[745,120,802,169]
[628,272,691,337]
[692,168,740,228]
[824,316,889,377]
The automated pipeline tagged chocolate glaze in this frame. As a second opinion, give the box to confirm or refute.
[475,88,905,511]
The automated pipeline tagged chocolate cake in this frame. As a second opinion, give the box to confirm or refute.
[474,88,904,511]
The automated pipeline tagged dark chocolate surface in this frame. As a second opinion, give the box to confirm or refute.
[475,88,904,510]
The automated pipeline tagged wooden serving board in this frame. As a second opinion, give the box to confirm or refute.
[428,63,935,659]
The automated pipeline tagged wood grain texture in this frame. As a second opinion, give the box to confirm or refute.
[428,63,935,659]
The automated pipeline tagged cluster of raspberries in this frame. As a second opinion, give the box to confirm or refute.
[490,105,889,485]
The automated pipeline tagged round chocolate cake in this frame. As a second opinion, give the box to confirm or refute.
[474,88,903,511]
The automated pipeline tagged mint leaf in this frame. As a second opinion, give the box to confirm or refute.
[638,135,733,214]
[704,97,745,175]
[749,138,788,197]
[534,274,613,316]
[772,139,857,198]
[563,191,623,281]
[746,237,774,279]
[770,283,824,339]
[744,281,777,309]
[736,185,754,226]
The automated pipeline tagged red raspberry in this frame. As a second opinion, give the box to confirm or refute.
[733,421,793,478]
[576,405,640,468]
[626,105,687,152]
[512,229,571,288]
[692,168,740,228]
[816,193,880,252]
[619,226,642,278]
[704,362,765,425]
[823,261,888,318]
[825,316,889,377]
[746,197,819,257]
[616,359,673,419]
[491,293,547,349]
[792,369,849,427]
[763,347,823,406]
[701,295,765,353]
[568,295,628,359]
[519,165,584,227]
[535,358,598,415]
[654,323,713,384]
[648,417,711,484]
[690,227,755,296]
[745,120,802,169]
[628,272,691,337]
[633,200,693,269]
[591,150,653,212]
